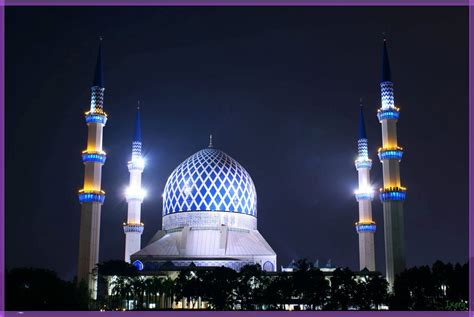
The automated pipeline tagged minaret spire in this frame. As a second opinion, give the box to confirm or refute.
[77,39,108,299]
[354,100,376,272]
[381,36,392,83]
[132,102,142,159]
[377,37,406,288]
[358,100,367,141]
[208,134,213,148]
[92,37,104,88]
[124,105,145,264]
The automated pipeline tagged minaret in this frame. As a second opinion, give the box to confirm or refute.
[123,104,145,263]
[377,38,406,287]
[354,101,376,272]
[77,39,107,299]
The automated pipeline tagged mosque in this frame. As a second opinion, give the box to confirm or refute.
[76,38,406,300]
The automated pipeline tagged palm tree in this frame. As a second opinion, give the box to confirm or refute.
[326,267,356,310]
[235,264,263,310]
[130,276,147,310]
[110,276,130,310]
[365,274,388,309]
[147,277,162,309]
[161,277,175,309]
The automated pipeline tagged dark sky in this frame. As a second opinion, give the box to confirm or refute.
[6,6,468,281]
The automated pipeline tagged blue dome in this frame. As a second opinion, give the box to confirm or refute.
[163,148,257,217]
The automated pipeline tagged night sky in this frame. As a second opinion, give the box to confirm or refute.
[6,6,468,280]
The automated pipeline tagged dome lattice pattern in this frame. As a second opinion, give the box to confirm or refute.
[163,148,257,216]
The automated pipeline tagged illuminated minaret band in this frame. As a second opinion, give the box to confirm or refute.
[77,39,107,299]
[123,105,145,263]
[354,101,376,271]
[377,38,406,287]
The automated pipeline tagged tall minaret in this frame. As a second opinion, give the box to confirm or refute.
[377,38,406,287]
[354,101,376,272]
[77,39,107,299]
[123,105,145,263]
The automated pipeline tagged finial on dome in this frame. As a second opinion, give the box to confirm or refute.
[208,134,213,148]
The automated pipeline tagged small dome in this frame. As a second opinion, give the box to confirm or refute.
[162,148,257,217]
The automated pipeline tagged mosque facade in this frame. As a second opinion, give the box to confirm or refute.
[76,38,405,298]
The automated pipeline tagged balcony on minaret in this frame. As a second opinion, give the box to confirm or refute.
[379,186,407,202]
[378,146,403,161]
[354,186,374,201]
[355,221,376,233]
[85,110,108,125]
[128,157,145,171]
[355,158,372,170]
[78,189,106,204]
[377,106,400,122]
[82,150,107,164]
[123,222,144,234]
[125,186,146,202]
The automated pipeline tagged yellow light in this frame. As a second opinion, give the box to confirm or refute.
[380,186,407,192]
[82,150,107,155]
[355,221,376,226]
[79,189,106,195]
[85,110,108,117]
[378,146,403,153]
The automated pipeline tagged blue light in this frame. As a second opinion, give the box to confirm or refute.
[377,109,400,121]
[85,114,107,125]
[82,153,106,164]
[132,260,144,271]
[380,191,406,202]
[356,223,376,232]
[123,223,144,233]
[378,149,403,160]
[355,160,372,169]
[78,192,105,204]
[163,148,257,216]
[355,192,374,201]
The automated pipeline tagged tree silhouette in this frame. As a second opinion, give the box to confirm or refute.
[235,264,265,310]
[6,268,88,310]
[174,269,201,308]
[199,267,238,310]
[326,267,357,310]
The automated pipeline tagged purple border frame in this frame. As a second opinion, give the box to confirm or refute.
[0,1,472,317]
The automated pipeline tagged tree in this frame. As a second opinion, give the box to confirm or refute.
[110,276,132,310]
[174,269,201,308]
[292,259,329,310]
[236,264,266,310]
[262,272,293,310]
[326,267,357,310]
[130,276,147,309]
[365,274,388,309]
[145,276,162,309]
[390,265,438,310]
[161,277,175,309]
[199,267,238,310]
[6,268,88,310]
